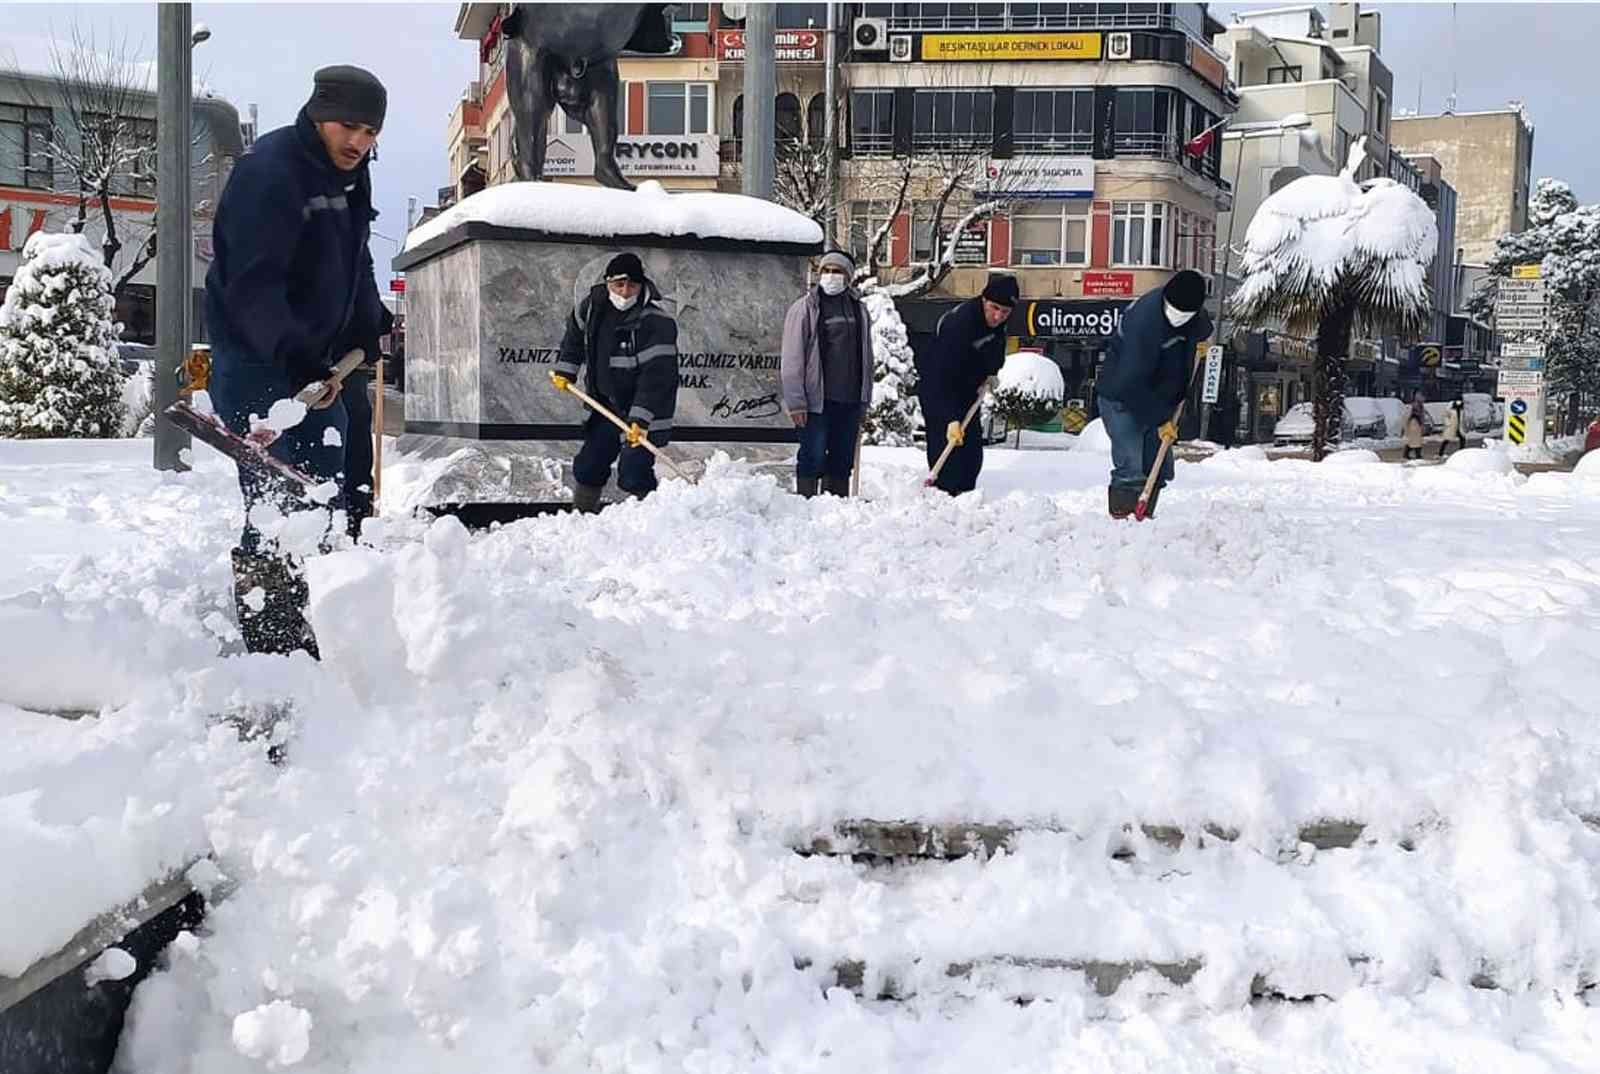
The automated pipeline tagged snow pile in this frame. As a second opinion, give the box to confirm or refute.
[1445,446,1516,475]
[405,180,824,252]
[1573,449,1600,479]
[1324,448,1381,465]
[1073,417,1112,453]
[4,442,1600,1070]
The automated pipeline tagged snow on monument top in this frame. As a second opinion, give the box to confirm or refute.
[404,180,825,255]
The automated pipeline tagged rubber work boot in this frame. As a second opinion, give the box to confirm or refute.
[795,475,819,498]
[824,476,852,497]
[231,549,320,659]
[1107,485,1139,520]
[572,482,605,514]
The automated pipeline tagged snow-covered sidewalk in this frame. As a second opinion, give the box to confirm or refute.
[4,437,1600,1071]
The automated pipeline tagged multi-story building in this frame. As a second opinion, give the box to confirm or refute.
[446,3,1236,406]
[0,68,244,343]
[1390,105,1534,267]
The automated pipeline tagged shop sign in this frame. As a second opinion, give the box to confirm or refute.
[921,32,1101,62]
[716,29,821,62]
[543,133,720,178]
[1013,298,1128,341]
[1082,271,1133,297]
[983,156,1093,199]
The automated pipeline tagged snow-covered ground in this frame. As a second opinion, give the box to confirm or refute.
[4,436,1600,1071]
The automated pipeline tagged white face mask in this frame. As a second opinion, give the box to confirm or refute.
[1164,301,1196,327]
[608,290,638,312]
[819,273,847,296]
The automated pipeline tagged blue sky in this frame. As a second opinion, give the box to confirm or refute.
[6,2,1591,278]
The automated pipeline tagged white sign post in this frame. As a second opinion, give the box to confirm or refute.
[1200,344,1223,405]
[1495,265,1548,449]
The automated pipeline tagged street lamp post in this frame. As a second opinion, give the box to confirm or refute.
[153,4,205,471]
[1201,116,1313,442]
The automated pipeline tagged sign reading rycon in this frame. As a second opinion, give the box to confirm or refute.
[543,133,721,178]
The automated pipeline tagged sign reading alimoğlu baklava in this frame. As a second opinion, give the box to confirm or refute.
[921,32,1102,62]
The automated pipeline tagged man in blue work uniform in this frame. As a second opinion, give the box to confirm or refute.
[205,65,393,656]
[916,273,1016,495]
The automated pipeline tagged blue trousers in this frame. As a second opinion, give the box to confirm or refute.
[572,405,658,496]
[210,357,353,553]
[1099,395,1174,492]
[795,401,865,481]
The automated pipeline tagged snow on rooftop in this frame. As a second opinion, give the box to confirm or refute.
[404,180,825,254]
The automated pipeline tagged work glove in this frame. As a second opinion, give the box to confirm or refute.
[946,420,965,447]
[1158,420,1179,444]
[625,422,647,448]
[550,372,572,392]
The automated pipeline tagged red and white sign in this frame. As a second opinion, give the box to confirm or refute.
[715,29,822,62]
[389,278,406,293]
[1082,271,1134,297]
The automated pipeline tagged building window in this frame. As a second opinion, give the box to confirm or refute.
[1012,88,1093,154]
[807,93,826,146]
[0,104,54,190]
[1266,65,1303,84]
[848,199,899,263]
[1333,127,1352,171]
[1111,201,1166,267]
[1113,87,1173,156]
[850,89,895,155]
[667,2,710,27]
[80,112,157,197]
[1173,210,1214,273]
[911,89,993,151]
[647,82,712,136]
[1373,88,1388,141]
[1010,200,1089,266]
[776,92,802,142]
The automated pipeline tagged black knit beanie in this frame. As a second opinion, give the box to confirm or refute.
[605,253,646,283]
[1163,270,1207,313]
[982,273,1020,308]
[306,65,388,130]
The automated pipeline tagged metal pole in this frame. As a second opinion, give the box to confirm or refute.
[154,3,193,471]
[1200,132,1248,442]
[742,3,777,199]
[823,1,838,242]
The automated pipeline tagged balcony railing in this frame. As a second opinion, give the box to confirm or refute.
[1013,132,1094,155]
[881,11,1187,32]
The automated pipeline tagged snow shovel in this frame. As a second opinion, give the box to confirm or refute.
[850,424,865,497]
[294,348,367,406]
[373,357,385,507]
[551,374,693,484]
[925,393,986,488]
[1132,348,1208,521]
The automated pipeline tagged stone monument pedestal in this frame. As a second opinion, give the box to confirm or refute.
[390,182,824,513]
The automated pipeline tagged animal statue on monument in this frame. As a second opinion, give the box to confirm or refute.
[500,3,675,191]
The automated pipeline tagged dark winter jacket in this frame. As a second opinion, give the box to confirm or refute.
[204,109,392,390]
[916,297,1007,420]
[1096,288,1213,428]
[555,280,679,444]
[780,287,874,414]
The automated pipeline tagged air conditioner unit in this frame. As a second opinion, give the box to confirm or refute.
[1107,32,1133,60]
[889,33,914,62]
[854,16,889,53]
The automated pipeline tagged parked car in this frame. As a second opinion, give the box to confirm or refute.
[1461,392,1497,433]
[1342,397,1388,440]
[1585,416,1600,455]
[1273,400,1384,444]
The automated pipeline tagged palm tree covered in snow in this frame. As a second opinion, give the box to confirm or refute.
[1231,137,1438,460]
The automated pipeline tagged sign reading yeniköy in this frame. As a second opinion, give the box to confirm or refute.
[543,133,720,178]
[1014,299,1127,341]
[983,156,1094,199]
[921,32,1102,61]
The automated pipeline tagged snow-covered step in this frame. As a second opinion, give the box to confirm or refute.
[798,953,1207,1001]
[798,817,1373,861]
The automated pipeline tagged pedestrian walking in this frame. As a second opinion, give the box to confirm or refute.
[1096,270,1213,519]
[1402,396,1427,460]
[550,252,680,512]
[781,250,874,497]
[204,65,393,657]
[1438,398,1466,457]
[915,273,1016,495]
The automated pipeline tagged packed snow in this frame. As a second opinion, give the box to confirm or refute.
[404,180,825,252]
[997,349,1066,399]
[2,437,1600,1071]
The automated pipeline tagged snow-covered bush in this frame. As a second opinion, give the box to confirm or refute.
[860,284,921,446]
[0,232,126,438]
[989,351,1064,447]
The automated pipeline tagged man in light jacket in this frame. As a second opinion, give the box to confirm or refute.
[780,250,875,497]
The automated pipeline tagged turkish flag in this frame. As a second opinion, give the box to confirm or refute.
[1184,120,1226,158]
